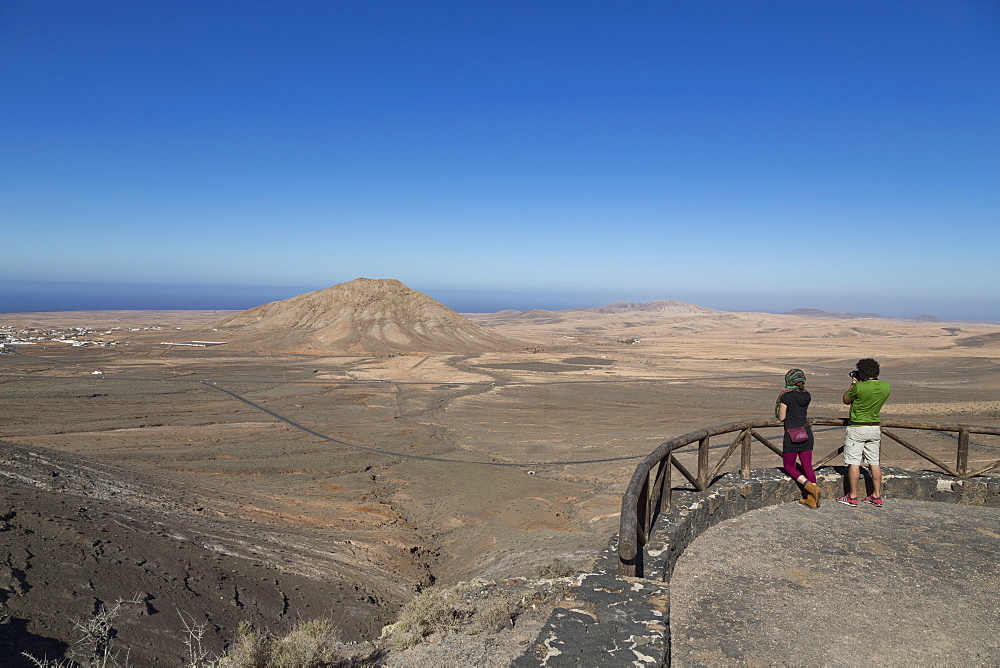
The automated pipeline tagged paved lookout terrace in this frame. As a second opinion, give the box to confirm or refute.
[514,467,1000,666]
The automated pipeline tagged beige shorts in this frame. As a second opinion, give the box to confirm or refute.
[844,425,881,465]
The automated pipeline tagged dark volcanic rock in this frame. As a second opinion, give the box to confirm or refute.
[0,440,399,666]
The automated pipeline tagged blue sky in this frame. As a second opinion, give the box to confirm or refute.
[2,1,998,319]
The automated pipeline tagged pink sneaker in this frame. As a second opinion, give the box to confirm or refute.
[836,495,858,507]
[864,495,883,507]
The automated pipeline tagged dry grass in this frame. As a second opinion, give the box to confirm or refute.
[23,595,144,668]
[381,569,579,652]
[21,571,578,666]
[23,603,380,668]
[217,618,381,667]
[535,557,576,579]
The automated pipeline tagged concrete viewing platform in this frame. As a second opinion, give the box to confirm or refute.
[669,497,999,666]
[516,468,1000,666]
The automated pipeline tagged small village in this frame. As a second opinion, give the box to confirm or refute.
[0,325,155,352]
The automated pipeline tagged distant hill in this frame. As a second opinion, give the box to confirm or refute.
[954,332,1000,348]
[567,300,720,316]
[783,308,883,319]
[465,299,720,328]
[783,308,945,322]
[496,300,719,319]
[214,278,523,354]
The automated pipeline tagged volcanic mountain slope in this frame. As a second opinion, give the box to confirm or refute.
[0,440,403,664]
[213,278,523,354]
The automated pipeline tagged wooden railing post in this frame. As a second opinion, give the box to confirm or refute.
[649,457,670,516]
[697,436,710,488]
[663,457,672,509]
[636,469,650,546]
[740,430,751,478]
[957,429,970,478]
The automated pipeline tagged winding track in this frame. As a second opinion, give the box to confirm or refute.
[198,380,646,467]
[4,347,804,468]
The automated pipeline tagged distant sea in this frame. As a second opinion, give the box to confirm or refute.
[1,280,996,323]
[0,280,616,315]
[0,281,306,313]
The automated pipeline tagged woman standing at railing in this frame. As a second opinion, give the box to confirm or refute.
[775,368,822,508]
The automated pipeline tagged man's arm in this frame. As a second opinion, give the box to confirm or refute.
[843,380,857,405]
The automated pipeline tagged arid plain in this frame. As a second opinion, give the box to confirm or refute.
[2,281,999,662]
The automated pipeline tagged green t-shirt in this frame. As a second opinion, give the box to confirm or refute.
[847,380,891,423]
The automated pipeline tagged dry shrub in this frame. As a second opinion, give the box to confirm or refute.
[270,618,369,667]
[384,584,476,650]
[383,581,526,651]
[22,594,144,668]
[215,621,271,667]
[21,656,74,668]
[535,558,576,580]
[22,602,376,668]
[217,618,379,668]
[468,592,516,635]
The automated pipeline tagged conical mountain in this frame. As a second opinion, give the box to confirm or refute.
[213,278,522,354]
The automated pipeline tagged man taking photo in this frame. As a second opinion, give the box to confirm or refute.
[837,358,891,507]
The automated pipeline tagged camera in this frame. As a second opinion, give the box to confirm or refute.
[849,370,861,380]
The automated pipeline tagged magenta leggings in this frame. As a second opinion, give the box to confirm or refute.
[783,450,816,483]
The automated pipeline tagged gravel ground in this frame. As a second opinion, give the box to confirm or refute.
[670,498,1000,666]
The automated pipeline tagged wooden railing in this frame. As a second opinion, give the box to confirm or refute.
[617,418,1000,576]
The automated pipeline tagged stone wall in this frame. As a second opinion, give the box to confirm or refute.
[514,466,1000,667]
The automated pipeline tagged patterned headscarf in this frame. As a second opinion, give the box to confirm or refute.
[775,368,806,418]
